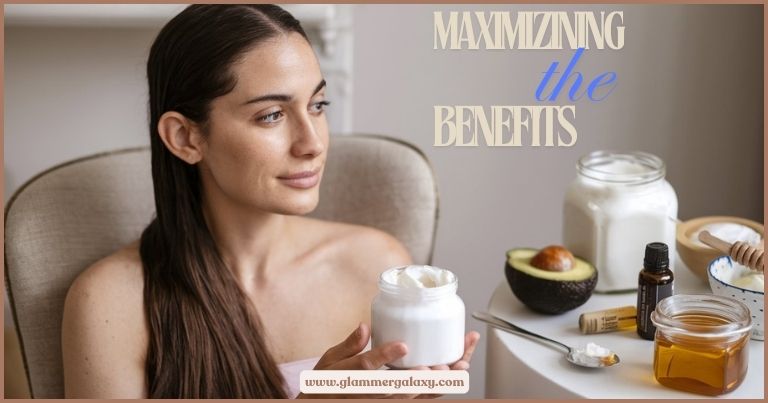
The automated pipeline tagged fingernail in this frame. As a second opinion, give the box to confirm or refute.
[393,343,408,355]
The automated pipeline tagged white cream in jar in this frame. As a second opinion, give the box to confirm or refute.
[371,265,465,368]
[563,151,678,292]
[690,222,762,248]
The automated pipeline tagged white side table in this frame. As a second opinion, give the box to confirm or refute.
[484,261,764,398]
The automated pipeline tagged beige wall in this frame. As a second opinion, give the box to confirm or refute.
[4,26,158,202]
[4,5,763,398]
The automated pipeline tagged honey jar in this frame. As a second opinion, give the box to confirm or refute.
[650,294,752,396]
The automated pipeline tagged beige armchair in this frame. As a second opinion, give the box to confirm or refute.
[4,134,439,398]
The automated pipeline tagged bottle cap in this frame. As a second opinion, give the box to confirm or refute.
[644,242,669,271]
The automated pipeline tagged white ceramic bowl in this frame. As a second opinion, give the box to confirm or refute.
[708,256,764,340]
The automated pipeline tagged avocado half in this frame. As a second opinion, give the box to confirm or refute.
[504,248,597,315]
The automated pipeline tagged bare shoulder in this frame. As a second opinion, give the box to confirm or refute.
[298,217,413,273]
[345,224,413,267]
[65,241,145,320]
[62,241,147,398]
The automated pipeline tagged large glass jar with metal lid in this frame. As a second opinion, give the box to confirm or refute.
[563,151,678,292]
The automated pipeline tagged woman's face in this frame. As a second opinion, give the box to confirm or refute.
[198,32,329,216]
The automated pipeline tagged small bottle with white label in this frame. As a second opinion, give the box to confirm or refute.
[636,243,674,340]
[579,305,637,334]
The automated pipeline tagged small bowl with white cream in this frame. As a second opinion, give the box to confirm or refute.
[676,216,763,281]
[371,265,465,368]
[708,256,764,340]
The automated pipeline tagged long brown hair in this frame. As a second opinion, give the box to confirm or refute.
[140,5,308,398]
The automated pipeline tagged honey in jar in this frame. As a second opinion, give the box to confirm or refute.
[650,294,752,396]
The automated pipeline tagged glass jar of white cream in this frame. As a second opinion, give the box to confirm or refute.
[563,151,678,292]
[371,265,465,368]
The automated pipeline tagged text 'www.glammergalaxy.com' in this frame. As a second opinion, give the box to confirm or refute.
[299,370,470,394]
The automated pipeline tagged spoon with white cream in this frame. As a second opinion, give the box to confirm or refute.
[472,311,620,368]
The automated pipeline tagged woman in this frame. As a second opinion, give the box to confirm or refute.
[61,4,479,399]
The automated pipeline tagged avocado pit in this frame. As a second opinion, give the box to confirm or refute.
[530,245,575,272]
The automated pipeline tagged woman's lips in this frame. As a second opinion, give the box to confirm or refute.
[277,169,321,189]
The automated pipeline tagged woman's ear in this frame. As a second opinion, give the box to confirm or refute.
[157,111,205,164]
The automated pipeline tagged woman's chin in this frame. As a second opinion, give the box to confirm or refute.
[285,205,318,216]
[276,196,320,216]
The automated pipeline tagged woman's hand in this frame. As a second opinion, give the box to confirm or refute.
[448,330,481,371]
[297,325,481,399]
[412,331,481,399]
[297,323,406,398]
[315,323,408,371]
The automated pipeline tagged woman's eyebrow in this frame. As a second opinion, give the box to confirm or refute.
[242,93,292,105]
[241,79,327,106]
[312,79,326,96]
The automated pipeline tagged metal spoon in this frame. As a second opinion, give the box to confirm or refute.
[472,311,620,368]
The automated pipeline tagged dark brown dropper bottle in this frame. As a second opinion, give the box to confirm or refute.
[636,242,674,340]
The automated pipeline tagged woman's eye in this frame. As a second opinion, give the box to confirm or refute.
[310,100,331,114]
[258,110,284,123]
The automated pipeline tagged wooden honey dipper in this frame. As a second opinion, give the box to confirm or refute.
[698,230,764,272]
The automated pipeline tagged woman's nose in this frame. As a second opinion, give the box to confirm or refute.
[290,113,326,158]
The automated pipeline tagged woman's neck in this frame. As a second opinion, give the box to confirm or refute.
[201,191,295,289]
